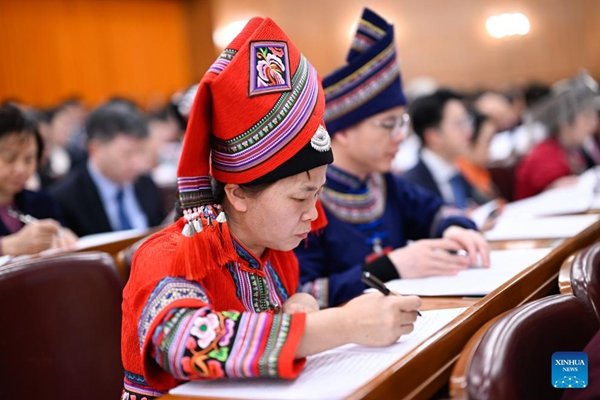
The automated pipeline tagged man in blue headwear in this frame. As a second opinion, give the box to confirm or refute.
[295,8,490,307]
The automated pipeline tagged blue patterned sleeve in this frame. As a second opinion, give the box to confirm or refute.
[295,232,365,308]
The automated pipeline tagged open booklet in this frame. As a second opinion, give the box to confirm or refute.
[169,307,467,400]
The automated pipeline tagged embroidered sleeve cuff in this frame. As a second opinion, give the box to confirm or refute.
[277,312,306,379]
[152,308,306,381]
[363,255,400,281]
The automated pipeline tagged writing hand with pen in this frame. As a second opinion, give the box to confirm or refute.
[386,226,490,278]
[336,287,421,347]
[1,210,78,256]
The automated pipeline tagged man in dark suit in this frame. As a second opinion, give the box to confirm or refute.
[50,100,166,237]
[404,90,487,208]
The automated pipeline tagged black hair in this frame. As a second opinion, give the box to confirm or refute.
[174,170,313,220]
[524,82,551,108]
[85,100,148,143]
[408,89,463,141]
[469,110,489,143]
[173,179,274,220]
[0,103,45,164]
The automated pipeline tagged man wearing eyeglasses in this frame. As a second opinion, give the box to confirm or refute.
[294,8,489,308]
[404,89,490,208]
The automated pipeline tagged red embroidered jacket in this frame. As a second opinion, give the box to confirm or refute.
[121,219,306,398]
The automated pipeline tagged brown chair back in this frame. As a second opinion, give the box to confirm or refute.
[569,242,600,321]
[451,295,598,400]
[0,252,123,400]
[115,235,150,283]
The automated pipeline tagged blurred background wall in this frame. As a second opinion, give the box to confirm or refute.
[1,0,599,108]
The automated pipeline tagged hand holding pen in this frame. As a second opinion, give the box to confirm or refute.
[339,274,421,347]
[362,271,422,316]
[2,209,77,256]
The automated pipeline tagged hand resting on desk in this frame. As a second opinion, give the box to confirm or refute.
[442,226,490,268]
[388,238,471,278]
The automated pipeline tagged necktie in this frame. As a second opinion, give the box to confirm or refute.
[449,174,469,209]
[115,188,133,230]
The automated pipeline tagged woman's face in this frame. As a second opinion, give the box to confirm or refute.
[228,165,327,256]
[0,132,37,201]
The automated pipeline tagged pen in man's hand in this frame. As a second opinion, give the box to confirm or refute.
[361,271,422,316]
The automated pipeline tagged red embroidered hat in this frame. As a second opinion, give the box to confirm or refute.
[175,17,332,278]
[178,17,332,210]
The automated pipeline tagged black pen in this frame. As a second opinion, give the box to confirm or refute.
[361,271,422,316]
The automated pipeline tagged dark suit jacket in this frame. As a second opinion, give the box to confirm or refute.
[403,157,487,206]
[49,165,166,237]
[0,190,64,236]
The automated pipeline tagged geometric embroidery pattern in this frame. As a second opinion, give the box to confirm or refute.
[138,277,209,349]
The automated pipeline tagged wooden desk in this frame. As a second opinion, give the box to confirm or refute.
[161,220,600,400]
[352,220,600,400]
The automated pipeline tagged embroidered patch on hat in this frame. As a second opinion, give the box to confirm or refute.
[310,125,331,152]
[249,41,292,96]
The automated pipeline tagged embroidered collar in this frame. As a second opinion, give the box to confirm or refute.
[231,236,271,271]
[320,165,386,223]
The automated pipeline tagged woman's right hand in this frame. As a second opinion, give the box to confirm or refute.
[340,292,421,347]
[1,219,61,256]
[297,292,422,357]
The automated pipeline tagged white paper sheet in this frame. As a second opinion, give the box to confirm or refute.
[591,194,600,211]
[74,228,150,250]
[484,214,599,241]
[500,166,600,219]
[383,248,553,296]
[469,199,503,229]
[169,307,467,400]
[0,255,12,267]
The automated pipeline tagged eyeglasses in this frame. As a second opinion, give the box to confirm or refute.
[371,113,411,140]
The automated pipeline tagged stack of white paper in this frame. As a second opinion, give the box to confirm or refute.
[169,307,467,400]
[383,247,553,296]
[484,214,599,241]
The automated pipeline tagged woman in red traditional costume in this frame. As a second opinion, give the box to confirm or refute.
[121,17,421,399]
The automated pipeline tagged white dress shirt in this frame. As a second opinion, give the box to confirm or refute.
[87,161,149,231]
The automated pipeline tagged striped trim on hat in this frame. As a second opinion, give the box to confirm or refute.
[208,48,238,75]
[324,43,398,122]
[323,8,406,135]
[211,55,319,173]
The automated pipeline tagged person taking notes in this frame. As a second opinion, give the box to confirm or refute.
[121,18,420,399]
[295,8,489,308]
[0,104,76,256]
